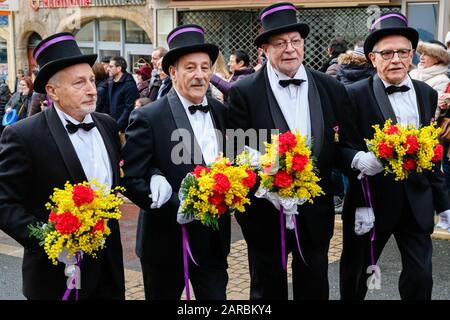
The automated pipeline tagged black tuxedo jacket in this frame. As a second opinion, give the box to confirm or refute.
[342,75,450,233]
[228,65,355,247]
[0,106,125,299]
[121,89,230,268]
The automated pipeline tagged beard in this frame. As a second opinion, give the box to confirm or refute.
[80,103,96,115]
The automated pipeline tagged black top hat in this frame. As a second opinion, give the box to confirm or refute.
[364,12,419,61]
[162,24,219,75]
[254,2,309,48]
[33,32,97,93]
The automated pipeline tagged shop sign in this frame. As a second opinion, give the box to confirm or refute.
[29,0,90,11]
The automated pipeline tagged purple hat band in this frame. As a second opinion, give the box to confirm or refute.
[167,27,204,45]
[34,35,76,61]
[369,13,407,31]
[260,5,296,20]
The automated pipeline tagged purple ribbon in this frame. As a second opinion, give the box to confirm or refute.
[293,217,307,265]
[260,4,296,20]
[62,252,81,300]
[280,206,287,271]
[181,224,198,300]
[168,27,204,45]
[361,177,377,270]
[34,35,75,61]
[369,13,407,31]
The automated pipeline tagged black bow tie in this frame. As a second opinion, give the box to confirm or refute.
[279,79,305,88]
[65,120,96,134]
[385,85,410,95]
[188,104,210,114]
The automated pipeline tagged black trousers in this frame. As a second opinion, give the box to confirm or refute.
[243,224,330,300]
[340,201,433,300]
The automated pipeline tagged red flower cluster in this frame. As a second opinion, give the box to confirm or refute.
[243,170,257,188]
[91,220,105,235]
[278,131,297,154]
[194,165,210,178]
[386,125,400,135]
[378,140,394,159]
[432,144,444,162]
[72,185,95,207]
[50,211,82,235]
[292,154,309,171]
[404,136,419,155]
[274,170,294,188]
[402,158,417,171]
[213,173,231,194]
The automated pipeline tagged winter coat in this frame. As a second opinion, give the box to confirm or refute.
[409,64,450,94]
[95,78,109,113]
[336,52,376,85]
[325,57,339,77]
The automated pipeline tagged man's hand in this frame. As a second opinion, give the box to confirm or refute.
[355,207,375,235]
[353,151,384,179]
[149,175,172,209]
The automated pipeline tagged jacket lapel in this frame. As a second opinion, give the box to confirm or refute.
[411,80,427,125]
[91,113,119,186]
[305,68,324,159]
[45,106,87,182]
[264,67,289,133]
[167,89,205,165]
[373,74,398,124]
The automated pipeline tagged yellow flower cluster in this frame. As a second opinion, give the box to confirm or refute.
[259,131,324,202]
[366,119,442,181]
[181,156,256,230]
[41,180,124,265]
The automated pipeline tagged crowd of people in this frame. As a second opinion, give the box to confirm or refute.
[1,2,450,301]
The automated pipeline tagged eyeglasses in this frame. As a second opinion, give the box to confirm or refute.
[269,39,303,50]
[372,49,412,60]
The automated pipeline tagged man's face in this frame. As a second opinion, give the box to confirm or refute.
[151,50,161,69]
[108,60,121,78]
[262,31,304,78]
[169,52,211,105]
[157,59,168,80]
[369,35,413,85]
[46,63,97,121]
[228,54,240,73]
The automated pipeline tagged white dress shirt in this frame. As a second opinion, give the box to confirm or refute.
[267,61,311,146]
[382,76,419,128]
[174,89,219,165]
[54,105,113,189]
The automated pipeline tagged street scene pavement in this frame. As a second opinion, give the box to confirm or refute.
[1,199,450,300]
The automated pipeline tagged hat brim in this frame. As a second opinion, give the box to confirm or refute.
[162,44,219,75]
[254,23,310,48]
[364,27,419,61]
[34,54,98,93]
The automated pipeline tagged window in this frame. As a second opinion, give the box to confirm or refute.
[407,2,438,42]
[99,20,121,42]
[76,21,94,42]
[126,21,151,44]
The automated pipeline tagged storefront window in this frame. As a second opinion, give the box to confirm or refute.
[126,21,151,44]
[99,20,121,42]
[100,50,120,60]
[80,47,94,55]
[407,2,438,42]
[76,21,94,42]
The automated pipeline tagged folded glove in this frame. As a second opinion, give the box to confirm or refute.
[354,207,375,235]
[258,191,298,229]
[244,145,261,168]
[176,203,196,225]
[352,151,384,180]
[436,210,450,232]
[149,175,172,209]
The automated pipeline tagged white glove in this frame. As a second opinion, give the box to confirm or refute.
[244,145,261,167]
[353,151,384,180]
[354,207,375,235]
[259,191,298,229]
[149,175,172,209]
[436,210,450,232]
[176,203,197,225]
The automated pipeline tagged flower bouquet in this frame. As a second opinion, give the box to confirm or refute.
[256,130,324,269]
[366,119,443,181]
[28,180,124,299]
[178,155,257,230]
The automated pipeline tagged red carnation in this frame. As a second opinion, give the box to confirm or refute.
[402,158,416,171]
[216,203,228,216]
[378,140,394,159]
[91,220,105,234]
[232,196,242,204]
[242,170,257,188]
[292,154,309,171]
[432,144,444,162]
[72,185,95,207]
[386,125,400,135]
[404,136,419,155]
[48,211,58,222]
[55,212,81,235]
[278,131,297,154]
[193,165,210,178]
[213,173,231,194]
[274,170,294,188]
[208,193,225,206]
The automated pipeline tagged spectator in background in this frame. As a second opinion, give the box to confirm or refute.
[101,56,111,74]
[135,64,152,98]
[14,69,24,93]
[92,62,109,113]
[446,31,450,77]
[336,43,375,85]
[107,56,139,139]
[209,51,229,102]
[155,57,172,100]
[319,36,348,76]
[134,97,151,109]
[210,49,254,103]
[4,76,33,121]
[0,80,11,135]
[149,47,168,88]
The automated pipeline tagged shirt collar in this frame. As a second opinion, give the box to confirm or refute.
[267,61,307,84]
[54,103,93,127]
[381,76,413,89]
[173,88,208,113]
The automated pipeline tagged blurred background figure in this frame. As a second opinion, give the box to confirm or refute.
[320,36,348,77]
[135,64,152,98]
[155,57,171,100]
[210,51,229,102]
[0,80,11,135]
[14,69,25,93]
[134,97,151,109]
[4,76,33,122]
[336,42,375,85]
[92,62,109,113]
[101,56,111,74]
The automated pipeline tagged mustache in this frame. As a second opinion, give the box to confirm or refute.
[190,79,207,86]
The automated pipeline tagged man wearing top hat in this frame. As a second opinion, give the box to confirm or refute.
[228,2,355,300]
[0,33,125,299]
[339,12,450,300]
[121,24,230,300]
